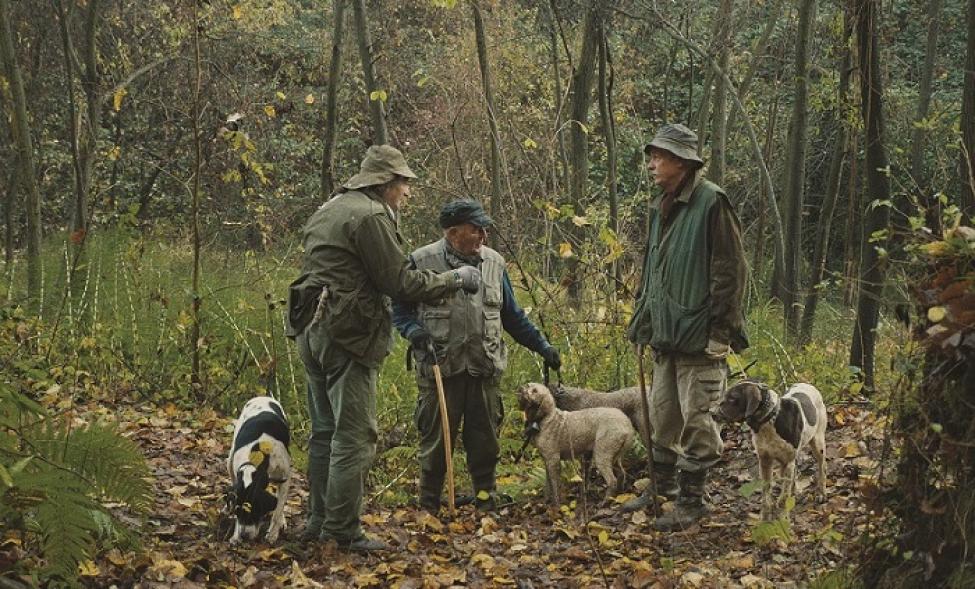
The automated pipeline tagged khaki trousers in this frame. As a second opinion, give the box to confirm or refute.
[648,352,727,473]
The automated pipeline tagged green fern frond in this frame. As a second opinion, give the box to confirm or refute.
[382,445,417,463]
[27,469,100,583]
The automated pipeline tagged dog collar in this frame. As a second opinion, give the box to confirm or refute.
[746,387,779,432]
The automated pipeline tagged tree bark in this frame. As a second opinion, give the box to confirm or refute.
[190,0,203,391]
[800,6,853,344]
[776,0,817,337]
[708,0,734,184]
[725,0,786,137]
[0,0,42,311]
[545,1,570,194]
[960,0,975,215]
[471,0,502,215]
[909,0,943,206]
[596,20,619,290]
[850,0,892,389]
[351,0,387,145]
[320,0,347,198]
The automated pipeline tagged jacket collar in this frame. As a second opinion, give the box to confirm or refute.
[648,168,705,209]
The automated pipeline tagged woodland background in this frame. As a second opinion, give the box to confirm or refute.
[1,0,974,586]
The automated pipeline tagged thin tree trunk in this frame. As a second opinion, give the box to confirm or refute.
[351,0,387,145]
[777,0,817,337]
[850,0,892,390]
[320,0,346,198]
[471,0,502,216]
[843,132,860,306]
[0,0,42,311]
[3,163,16,267]
[752,94,780,275]
[960,0,975,215]
[909,0,943,204]
[708,0,734,184]
[546,4,570,193]
[565,2,603,305]
[801,7,852,344]
[726,0,786,136]
[190,0,203,390]
[597,21,619,291]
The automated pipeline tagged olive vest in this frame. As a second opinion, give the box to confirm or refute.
[628,180,722,353]
[411,240,507,381]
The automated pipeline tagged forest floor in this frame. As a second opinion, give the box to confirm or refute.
[14,395,885,588]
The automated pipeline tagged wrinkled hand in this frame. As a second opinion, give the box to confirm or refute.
[408,327,434,355]
[452,266,481,294]
[541,345,561,371]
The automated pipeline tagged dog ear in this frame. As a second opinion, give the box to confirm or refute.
[744,383,764,416]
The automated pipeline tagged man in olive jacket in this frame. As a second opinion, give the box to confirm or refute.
[622,124,748,531]
[286,145,481,552]
[392,200,561,513]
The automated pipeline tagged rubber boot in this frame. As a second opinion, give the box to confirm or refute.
[652,469,709,531]
[621,462,679,513]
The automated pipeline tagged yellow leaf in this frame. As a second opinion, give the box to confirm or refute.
[843,441,862,458]
[275,91,286,100]
[149,557,187,579]
[78,560,100,577]
[369,89,388,103]
[849,382,863,396]
[523,137,538,149]
[231,5,242,19]
[264,105,276,118]
[113,87,127,112]
[571,215,590,227]
[920,241,951,256]
[559,242,573,258]
[477,490,491,501]
[597,530,610,545]
[249,449,265,466]
[927,306,947,323]
[107,145,121,161]
[305,93,315,104]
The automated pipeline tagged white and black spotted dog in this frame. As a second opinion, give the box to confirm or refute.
[716,380,827,521]
[226,396,291,544]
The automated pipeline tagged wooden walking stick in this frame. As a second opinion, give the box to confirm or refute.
[636,344,660,517]
[428,342,455,518]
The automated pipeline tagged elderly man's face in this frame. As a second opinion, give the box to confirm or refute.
[381,178,411,212]
[647,148,687,194]
[446,222,487,256]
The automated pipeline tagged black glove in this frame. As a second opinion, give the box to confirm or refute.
[452,266,481,293]
[408,327,434,356]
[540,345,561,371]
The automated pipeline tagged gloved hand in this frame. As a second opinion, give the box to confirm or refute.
[408,326,434,355]
[452,266,481,294]
[540,345,561,371]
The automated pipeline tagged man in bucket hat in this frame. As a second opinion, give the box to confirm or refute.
[621,124,748,531]
[392,199,561,513]
[286,145,482,552]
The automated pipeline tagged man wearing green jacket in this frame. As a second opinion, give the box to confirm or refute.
[286,145,481,552]
[622,124,748,531]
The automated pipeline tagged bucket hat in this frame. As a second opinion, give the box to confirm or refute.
[343,144,417,190]
[644,123,704,165]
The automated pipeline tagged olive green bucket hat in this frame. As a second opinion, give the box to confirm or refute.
[343,144,418,190]
[644,123,704,165]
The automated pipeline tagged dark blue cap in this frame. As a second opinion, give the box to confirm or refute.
[438,199,494,228]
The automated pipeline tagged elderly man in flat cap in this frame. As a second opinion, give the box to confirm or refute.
[621,124,748,531]
[286,146,481,552]
[392,199,561,513]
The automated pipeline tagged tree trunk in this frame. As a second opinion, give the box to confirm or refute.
[0,0,42,311]
[800,6,852,344]
[3,163,16,268]
[909,0,943,207]
[565,2,603,304]
[190,0,203,392]
[960,0,975,215]
[320,0,347,198]
[776,0,817,337]
[726,0,786,137]
[708,0,734,184]
[471,0,502,216]
[596,20,619,291]
[351,0,387,145]
[545,2,570,194]
[849,0,892,390]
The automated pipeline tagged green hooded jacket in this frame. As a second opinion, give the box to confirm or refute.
[286,189,458,367]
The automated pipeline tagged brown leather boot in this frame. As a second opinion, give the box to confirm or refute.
[652,469,709,531]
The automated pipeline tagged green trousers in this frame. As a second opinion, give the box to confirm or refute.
[648,352,727,473]
[297,321,378,542]
[414,372,503,507]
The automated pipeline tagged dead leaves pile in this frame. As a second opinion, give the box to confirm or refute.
[2,397,886,587]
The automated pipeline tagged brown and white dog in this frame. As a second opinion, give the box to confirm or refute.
[552,385,650,450]
[227,396,291,544]
[517,383,635,506]
[716,381,827,521]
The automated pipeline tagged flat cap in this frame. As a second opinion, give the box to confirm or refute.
[439,199,493,229]
[644,123,704,164]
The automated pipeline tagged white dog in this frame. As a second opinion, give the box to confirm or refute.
[716,381,827,521]
[227,396,291,543]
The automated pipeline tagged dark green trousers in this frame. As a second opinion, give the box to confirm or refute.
[415,372,502,507]
[297,321,378,542]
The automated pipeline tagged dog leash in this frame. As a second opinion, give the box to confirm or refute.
[513,420,541,464]
[543,365,565,396]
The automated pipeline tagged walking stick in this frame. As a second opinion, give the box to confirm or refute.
[427,342,455,518]
[636,344,660,517]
